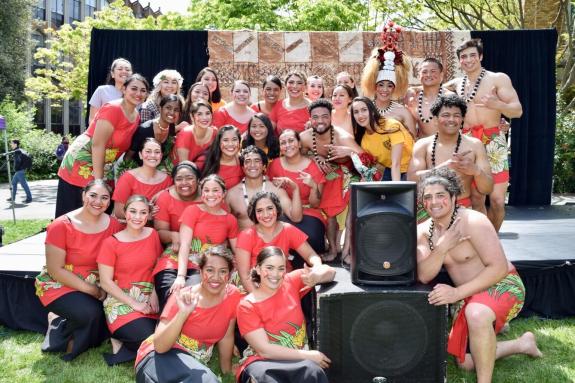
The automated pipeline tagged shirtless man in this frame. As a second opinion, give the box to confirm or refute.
[406,58,452,138]
[451,39,522,231]
[226,145,302,230]
[300,99,364,263]
[416,167,541,383]
[408,94,493,209]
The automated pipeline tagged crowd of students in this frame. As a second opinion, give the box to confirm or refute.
[35,28,538,382]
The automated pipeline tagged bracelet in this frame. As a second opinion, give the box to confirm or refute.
[177,274,186,278]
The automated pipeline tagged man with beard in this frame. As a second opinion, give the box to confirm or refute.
[299,99,363,263]
[450,38,522,232]
[226,145,302,230]
[416,167,541,383]
[407,58,452,138]
[408,94,493,213]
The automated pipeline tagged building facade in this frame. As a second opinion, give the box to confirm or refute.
[30,0,161,135]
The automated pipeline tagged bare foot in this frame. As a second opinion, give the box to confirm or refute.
[518,332,543,358]
[322,249,339,263]
[111,338,123,354]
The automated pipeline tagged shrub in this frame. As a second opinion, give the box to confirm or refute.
[0,97,67,182]
[553,97,575,193]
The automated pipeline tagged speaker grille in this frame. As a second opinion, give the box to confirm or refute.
[350,300,427,375]
[357,213,414,276]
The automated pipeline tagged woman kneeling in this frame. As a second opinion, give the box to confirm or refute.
[237,246,335,383]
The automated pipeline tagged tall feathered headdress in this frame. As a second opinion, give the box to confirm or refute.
[361,21,411,100]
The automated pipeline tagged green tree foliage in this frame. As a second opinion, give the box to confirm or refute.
[25,0,371,107]
[0,0,34,102]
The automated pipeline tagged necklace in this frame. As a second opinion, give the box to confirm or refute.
[242,177,266,206]
[312,127,334,163]
[428,205,459,251]
[418,88,443,123]
[155,120,169,132]
[375,100,397,116]
[459,68,486,103]
[431,132,461,167]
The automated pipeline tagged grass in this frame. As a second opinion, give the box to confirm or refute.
[0,326,236,383]
[1,221,573,382]
[0,219,50,246]
[1,317,573,382]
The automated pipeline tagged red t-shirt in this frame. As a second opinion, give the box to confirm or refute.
[112,171,173,204]
[58,102,140,187]
[134,284,242,368]
[269,100,310,134]
[213,108,253,135]
[152,204,239,275]
[267,158,326,224]
[35,215,123,306]
[97,229,163,332]
[154,189,201,232]
[218,163,244,190]
[174,125,217,167]
[236,222,308,270]
[237,269,311,378]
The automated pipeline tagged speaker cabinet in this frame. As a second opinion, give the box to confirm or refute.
[350,181,417,286]
[317,268,448,383]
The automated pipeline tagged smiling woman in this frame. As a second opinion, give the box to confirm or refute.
[56,74,150,218]
[112,138,173,220]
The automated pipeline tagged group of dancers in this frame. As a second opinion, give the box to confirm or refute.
[35,23,543,383]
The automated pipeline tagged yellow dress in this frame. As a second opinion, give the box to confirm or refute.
[360,118,414,173]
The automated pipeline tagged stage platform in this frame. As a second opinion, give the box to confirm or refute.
[1,205,574,333]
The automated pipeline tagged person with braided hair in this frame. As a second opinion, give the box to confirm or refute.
[416,167,541,383]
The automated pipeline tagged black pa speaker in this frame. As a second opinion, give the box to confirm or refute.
[350,181,417,286]
[317,268,448,383]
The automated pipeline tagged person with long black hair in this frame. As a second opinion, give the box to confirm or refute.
[241,113,280,160]
[202,125,244,190]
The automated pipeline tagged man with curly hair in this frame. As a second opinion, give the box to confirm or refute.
[407,94,492,211]
[416,167,541,383]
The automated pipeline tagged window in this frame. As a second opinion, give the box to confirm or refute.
[68,0,81,23]
[30,32,45,75]
[51,0,64,28]
[85,0,96,18]
[32,0,46,20]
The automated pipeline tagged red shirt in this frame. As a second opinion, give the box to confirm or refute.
[269,100,310,134]
[35,215,123,306]
[174,125,217,167]
[237,269,311,378]
[267,158,326,224]
[218,163,244,190]
[112,171,173,204]
[134,284,242,368]
[213,108,253,135]
[97,230,163,332]
[236,222,308,270]
[154,189,201,232]
[58,102,140,187]
[152,204,239,274]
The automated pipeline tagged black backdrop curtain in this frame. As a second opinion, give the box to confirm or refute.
[471,29,557,206]
[87,29,209,125]
[86,28,557,205]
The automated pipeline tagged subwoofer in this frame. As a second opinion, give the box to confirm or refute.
[350,181,417,286]
[317,268,448,383]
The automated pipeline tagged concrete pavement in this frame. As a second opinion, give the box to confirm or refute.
[1,179,57,221]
